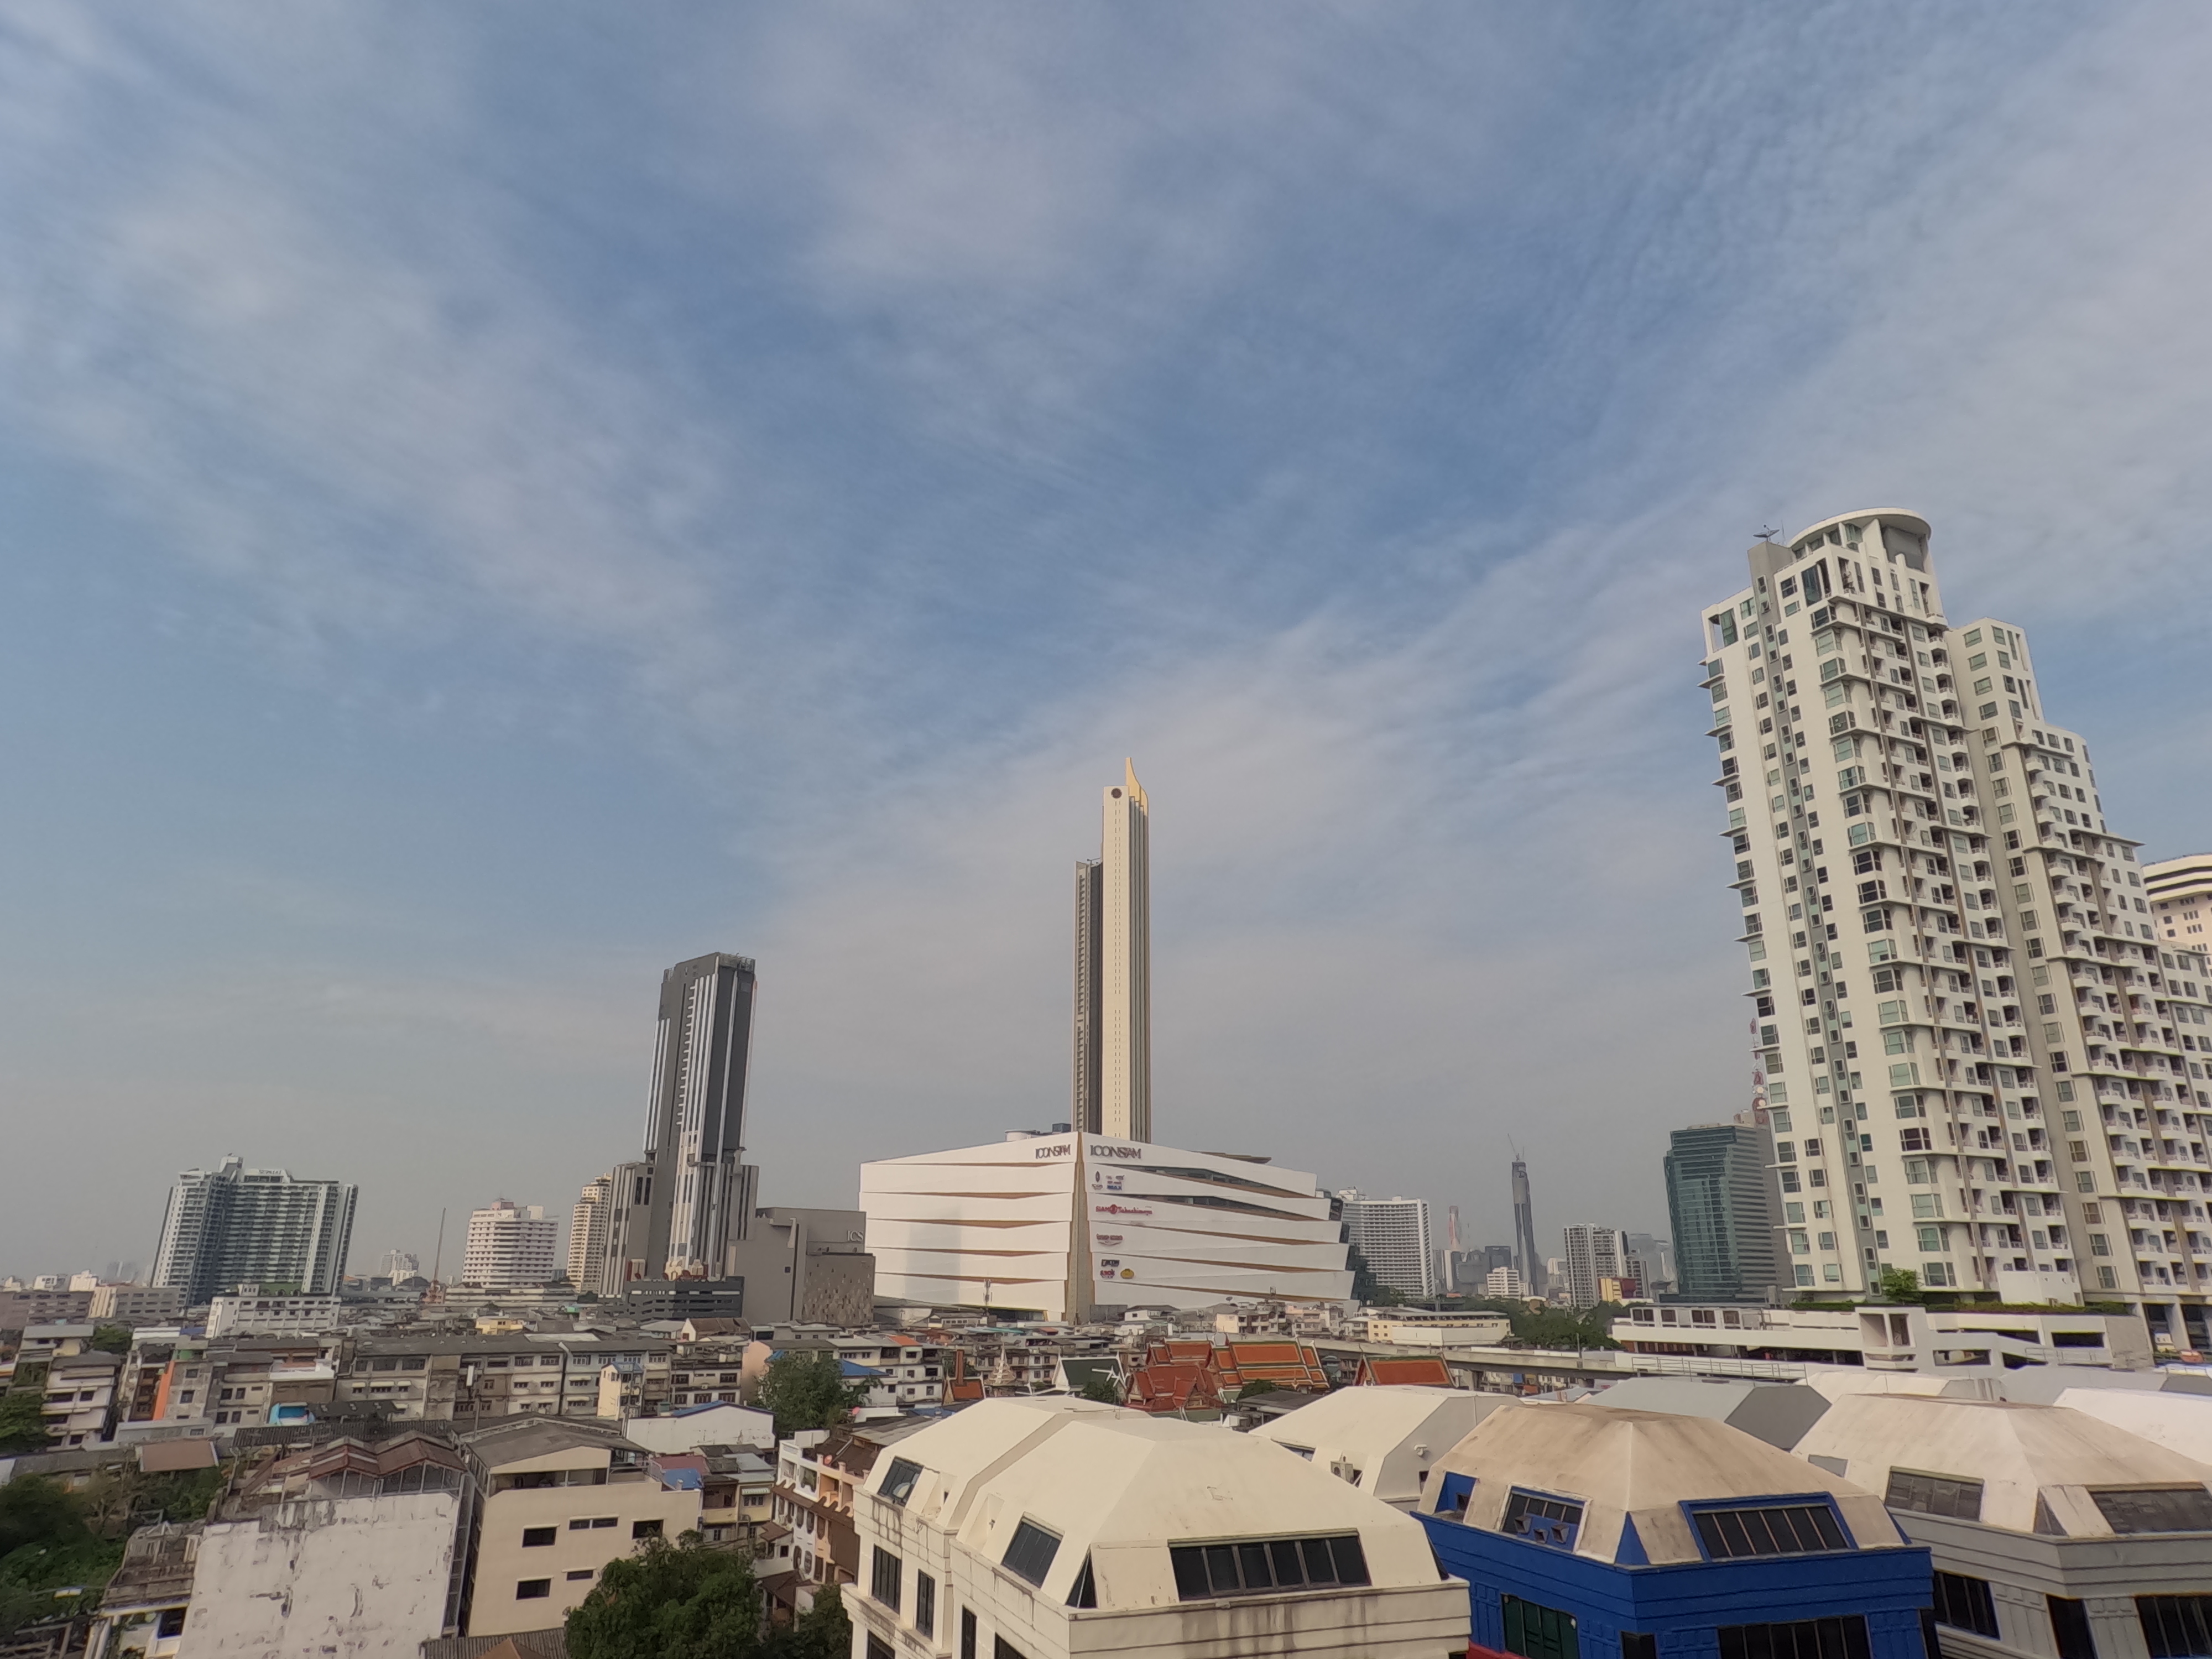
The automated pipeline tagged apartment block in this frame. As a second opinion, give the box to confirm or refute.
[1701,511,2212,1342]
[462,1200,560,1290]
[1561,1224,1629,1309]
[1340,1192,1437,1301]
[150,1155,358,1303]
[2150,853,2212,946]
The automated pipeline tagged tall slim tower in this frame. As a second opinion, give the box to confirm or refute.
[637,952,759,1280]
[1075,760,1152,1141]
[1700,510,2212,1338]
[1073,860,1104,1133]
[1510,1157,1545,1297]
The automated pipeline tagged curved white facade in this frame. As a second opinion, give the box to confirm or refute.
[860,1133,1353,1319]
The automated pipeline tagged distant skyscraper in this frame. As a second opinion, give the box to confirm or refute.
[462,1199,560,1290]
[1509,1159,1545,1297]
[378,1249,421,1282]
[1074,761,1152,1141]
[1339,1191,1436,1300]
[150,1156,357,1305]
[1484,1265,1524,1299]
[1664,1122,1780,1301]
[1561,1224,1629,1308]
[569,1173,613,1289]
[594,953,762,1293]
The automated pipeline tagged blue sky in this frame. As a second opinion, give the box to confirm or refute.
[6,2,2212,1276]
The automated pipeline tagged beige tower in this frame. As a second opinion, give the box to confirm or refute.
[1092,759,1151,1141]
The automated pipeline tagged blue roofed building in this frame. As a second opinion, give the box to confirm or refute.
[1413,1401,1933,1659]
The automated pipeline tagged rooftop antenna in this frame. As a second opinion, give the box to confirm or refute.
[430,1207,447,1290]
[1755,525,1782,542]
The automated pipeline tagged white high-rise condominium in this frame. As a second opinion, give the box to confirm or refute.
[1484,1265,1524,1298]
[1073,760,1152,1141]
[151,1156,357,1305]
[2148,854,2212,946]
[462,1199,559,1289]
[568,1173,612,1290]
[1701,511,2212,1344]
[1561,1224,1629,1308]
[1339,1192,1435,1300]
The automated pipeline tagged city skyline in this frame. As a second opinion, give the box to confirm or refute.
[11,8,2212,1272]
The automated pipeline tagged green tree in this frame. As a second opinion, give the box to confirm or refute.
[567,1536,763,1659]
[766,1583,850,1659]
[1076,1374,1121,1405]
[0,1475,122,1636]
[1234,1380,1279,1399]
[758,1352,863,1439]
[0,1394,50,1456]
[87,1326,132,1355]
[1878,1267,1923,1303]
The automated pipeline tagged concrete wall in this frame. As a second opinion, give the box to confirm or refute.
[181,1492,462,1657]
[467,1476,700,1637]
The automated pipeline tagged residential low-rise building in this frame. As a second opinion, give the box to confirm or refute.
[333,1329,672,1421]
[180,1431,477,1655]
[205,1288,345,1339]
[1357,1310,1514,1348]
[1794,1391,2212,1659]
[86,1285,184,1326]
[1416,1401,1931,1659]
[1615,1301,2154,1374]
[460,1416,701,1638]
[42,1348,122,1447]
[150,1335,341,1430]
[622,1401,773,1455]
[85,1520,199,1659]
[850,1396,1467,1659]
[773,1415,938,1589]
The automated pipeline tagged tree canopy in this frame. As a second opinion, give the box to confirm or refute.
[87,1326,133,1355]
[758,1352,863,1439]
[0,1395,50,1456]
[567,1540,849,1659]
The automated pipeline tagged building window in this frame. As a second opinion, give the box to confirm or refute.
[1885,1469,1983,1520]
[992,1641,1027,1659]
[156,1610,186,1639]
[1934,1573,2001,1639]
[2049,1598,2099,1659]
[2093,1489,2212,1534]
[521,1526,557,1547]
[872,1547,903,1611]
[1065,1556,1095,1609]
[1168,1534,1368,1599]
[1501,1490,1584,1549]
[880,1457,923,1506]
[1502,1595,1579,1659]
[1001,1520,1061,1587]
[1718,1616,1870,1659]
[961,1608,977,1659]
[571,1516,618,1530]
[1689,1501,1848,1559]
[915,1570,936,1635]
[632,1519,663,1541]
[867,1637,895,1659]
[517,1579,552,1600]
[2139,1596,2212,1659]
[566,1568,595,1581]
[1621,1637,1656,1659]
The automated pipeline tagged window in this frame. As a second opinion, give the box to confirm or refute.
[632,1519,663,1541]
[1168,1533,1368,1599]
[2092,1488,2212,1533]
[2049,1598,2099,1659]
[993,1641,1028,1659]
[1002,1520,1061,1587]
[1503,1596,1580,1659]
[566,1568,595,1581]
[1501,1490,1584,1548]
[1689,1502,1848,1558]
[517,1579,552,1600]
[872,1546,903,1610]
[571,1516,618,1530]
[1885,1469,1984,1520]
[2139,1597,2212,1659]
[1622,1637,1657,1659]
[880,1457,924,1506]
[156,1610,186,1639]
[867,1638,895,1659]
[1934,1572,2001,1637]
[521,1526,557,1547]
[961,1609,977,1659]
[1718,1617,1870,1659]
[1065,1556,1095,1609]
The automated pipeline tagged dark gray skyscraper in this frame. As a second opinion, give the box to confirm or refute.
[151,1156,357,1304]
[1663,1121,1780,1301]
[1510,1157,1545,1297]
[597,953,759,1291]
[1072,858,1103,1134]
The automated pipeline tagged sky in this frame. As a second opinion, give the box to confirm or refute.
[6,1,2212,1279]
